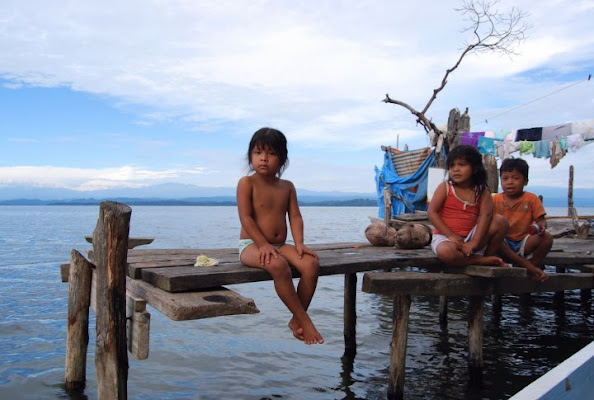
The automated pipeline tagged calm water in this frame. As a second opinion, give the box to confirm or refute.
[0,205,593,400]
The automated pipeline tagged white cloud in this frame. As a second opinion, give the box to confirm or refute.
[0,0,593,192]
[0,165,214,191]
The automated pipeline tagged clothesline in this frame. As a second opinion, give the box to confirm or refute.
[457,119,594,169]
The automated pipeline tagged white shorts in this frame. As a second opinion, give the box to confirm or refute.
[431,225,486,255]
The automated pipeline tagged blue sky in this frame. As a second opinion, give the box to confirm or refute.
[1,0,593,195]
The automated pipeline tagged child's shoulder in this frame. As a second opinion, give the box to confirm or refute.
[520,191,541,201]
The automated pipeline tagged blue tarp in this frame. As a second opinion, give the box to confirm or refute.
[374,149,441,218]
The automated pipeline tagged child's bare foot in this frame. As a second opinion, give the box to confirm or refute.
[301,323,324,345]
[527,266,549,282]
[470,255,510,267]
[288,318,304,341]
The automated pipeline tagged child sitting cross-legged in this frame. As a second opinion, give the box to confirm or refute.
[493,158,553,282]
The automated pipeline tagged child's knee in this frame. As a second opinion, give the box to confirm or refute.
[542,231,554,248]
[491,214,508,232]
[267,257,291,277]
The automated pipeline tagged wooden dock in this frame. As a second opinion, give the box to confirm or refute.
[62,202,594,399]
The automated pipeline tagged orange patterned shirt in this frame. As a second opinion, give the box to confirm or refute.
[493,191,546,241]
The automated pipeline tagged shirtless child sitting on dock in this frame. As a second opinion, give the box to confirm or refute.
[493,158,553,282]
[237,127,324,345]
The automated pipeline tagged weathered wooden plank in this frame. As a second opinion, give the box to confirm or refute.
[460,265,527,278]
[141,250,411,292]
[85,235,154,249]
[126,277,259,321]
[362,271,594,296]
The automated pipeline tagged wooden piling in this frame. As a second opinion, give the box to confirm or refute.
[568,165,574,217]
[344,272,357,350]
[65,249,94,393]
[93,201,131,400]
[468,295,484,385]
[491,294,502,313]
[388,294,411,400]
[439,295,448,326]
[554,267,566,307]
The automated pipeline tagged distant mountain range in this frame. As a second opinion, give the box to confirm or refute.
[0,183,593,207]
[0,183,377,206]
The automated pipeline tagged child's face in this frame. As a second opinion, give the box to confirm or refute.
[251,144,280,176]
[448,157,473,186]
[500,169,528,197]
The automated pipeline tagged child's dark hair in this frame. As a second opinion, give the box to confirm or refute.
[247,127,289,177]
[499,158,529,180]
[446,145,488,190]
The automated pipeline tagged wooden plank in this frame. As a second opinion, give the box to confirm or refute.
[141,250,412,292]
[362,271,594,296]
[461,265,527,278]
[126,277,260,321]
[86,235,154,249]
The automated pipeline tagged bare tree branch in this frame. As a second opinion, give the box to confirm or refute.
[384,0,530,140]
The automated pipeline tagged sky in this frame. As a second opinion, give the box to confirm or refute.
[0,0,593,196]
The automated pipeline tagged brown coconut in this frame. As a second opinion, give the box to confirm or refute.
[365,222,397,246]
[395,223,432,249]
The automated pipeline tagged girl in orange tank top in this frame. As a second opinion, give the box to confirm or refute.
[427,145,509,268]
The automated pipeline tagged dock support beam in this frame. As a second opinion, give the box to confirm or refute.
[65,250,93,393]
[468,295,484,384]
[344,273,357,350]
[439,295,448,326]
[93,201,131,400]
[388,294,411,400]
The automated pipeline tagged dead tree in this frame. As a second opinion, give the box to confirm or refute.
[383,0,530,154]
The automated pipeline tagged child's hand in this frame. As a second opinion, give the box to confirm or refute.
[460,242,474,257]
[258,243,279,265]
[447,234,464,250]
[296,244,318,260]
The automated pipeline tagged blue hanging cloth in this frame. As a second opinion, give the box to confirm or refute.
[374,149,441,218]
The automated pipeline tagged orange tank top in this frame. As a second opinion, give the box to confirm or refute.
[434,183,480,236]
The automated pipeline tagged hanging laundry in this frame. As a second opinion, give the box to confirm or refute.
[571,118,594,137]
[495,130,509,140]
[519,141,535,155]
[549,141,567,169]
[533,140,551,158]
[542,123,571,141]
[558,136,568,151]
[504,130,517,142]
[461,131,485,148]
[496,141,520,159]
[484,131,496,138]
[477,136,500,156]
[516,127,543,141]
[566,133,585,152]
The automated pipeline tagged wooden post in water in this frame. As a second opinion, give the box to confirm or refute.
[553,267,566,308]
[65,250,94,393]
[388,294,411,400]
[439,296,448,326]
[344,273,357,351]
[93,201,131,400]
[568,165,574,217]
[468,295,484,385]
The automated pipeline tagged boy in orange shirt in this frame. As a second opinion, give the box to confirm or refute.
[493,158,553,281]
